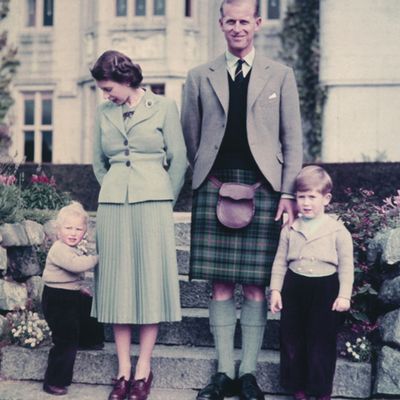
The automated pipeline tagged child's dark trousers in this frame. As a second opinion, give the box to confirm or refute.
[42,286,104,387]
[279,270,344,397]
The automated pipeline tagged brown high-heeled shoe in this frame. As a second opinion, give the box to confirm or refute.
[128,371,153,400]
[293,390,309,400]
[108,376,130,400]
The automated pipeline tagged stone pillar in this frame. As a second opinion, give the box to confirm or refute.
[320,0,400,162]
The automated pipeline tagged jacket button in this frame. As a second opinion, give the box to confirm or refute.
[214,145,219,150]
[124,149,129,156]
[123,139,128,146]
[126,160,131,167]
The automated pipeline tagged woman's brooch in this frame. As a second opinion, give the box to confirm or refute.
[145,99,154,108]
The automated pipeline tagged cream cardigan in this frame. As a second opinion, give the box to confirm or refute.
[270,214,354,300]
[42,240,98,290]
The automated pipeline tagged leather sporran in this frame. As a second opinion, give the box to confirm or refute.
[209,176,261,229]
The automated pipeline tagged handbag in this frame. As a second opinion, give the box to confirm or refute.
[209,176,262,229]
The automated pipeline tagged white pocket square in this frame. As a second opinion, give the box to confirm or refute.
[268,92,277,100]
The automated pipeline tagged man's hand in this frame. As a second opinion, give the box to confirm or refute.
[275,198,297,227]
[269,290,283,314]
[332,297,350,312]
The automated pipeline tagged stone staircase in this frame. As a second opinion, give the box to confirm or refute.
[0,213,372,399]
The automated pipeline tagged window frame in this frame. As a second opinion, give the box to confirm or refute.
[21,91,54,163]
[26,0,54,28]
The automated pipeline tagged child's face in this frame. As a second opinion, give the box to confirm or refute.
[296,189,332,219]
[57,215,87,247]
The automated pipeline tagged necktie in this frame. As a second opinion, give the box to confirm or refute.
[123,110,134,119]
[234,59,244,84]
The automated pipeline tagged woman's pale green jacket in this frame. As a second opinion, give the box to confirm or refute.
[93,90,187,205]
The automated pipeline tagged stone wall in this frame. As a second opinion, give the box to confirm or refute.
[369,228,400,396]
[0,218,97,340]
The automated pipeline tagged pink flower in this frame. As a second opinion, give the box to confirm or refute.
[0,174,16,185]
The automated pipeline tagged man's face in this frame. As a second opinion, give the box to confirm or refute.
[219,1,261,58]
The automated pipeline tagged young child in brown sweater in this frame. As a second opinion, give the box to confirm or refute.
[42,202,102,396]
[270,166,354,400]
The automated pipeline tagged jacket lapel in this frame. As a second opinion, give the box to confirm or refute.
[207,55,229,115]
[127,91,159,129]
[103,103,126,138]
[247,55,272,110]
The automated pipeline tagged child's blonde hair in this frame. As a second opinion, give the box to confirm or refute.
[56,201,89,228]
[294,165,333,195]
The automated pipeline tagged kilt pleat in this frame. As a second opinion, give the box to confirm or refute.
[190,169,281,286]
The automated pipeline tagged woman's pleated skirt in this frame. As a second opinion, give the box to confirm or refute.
[91,200,181,324]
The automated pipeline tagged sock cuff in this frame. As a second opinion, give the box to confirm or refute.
[210,298,237,327]
[240,299,267,326]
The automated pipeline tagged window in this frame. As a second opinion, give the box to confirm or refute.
[22,92,53,163]
[135,0,146,16]
[149,84,165,95]
[27,0,36,26]
[26,0,54,27]
[43,0,53,26]
[267,0,280,20]
[185,0,192,17]
[153,0,165,16]
[116,0,127,16]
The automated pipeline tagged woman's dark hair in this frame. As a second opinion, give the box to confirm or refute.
[90,50,143,88]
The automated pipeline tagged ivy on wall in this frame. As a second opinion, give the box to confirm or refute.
[0,0,19,160]
[280,0,325,161]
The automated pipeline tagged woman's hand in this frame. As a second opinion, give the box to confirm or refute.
[332,297,350,312]
[270,290,283,314]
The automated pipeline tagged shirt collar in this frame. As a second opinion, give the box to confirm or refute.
[225,48,255,70]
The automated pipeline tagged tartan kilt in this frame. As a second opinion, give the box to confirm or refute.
[189,169,281,286]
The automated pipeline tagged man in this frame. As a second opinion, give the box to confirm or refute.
[181,1,303,399]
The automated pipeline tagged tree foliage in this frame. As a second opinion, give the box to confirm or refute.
[280,0,325,161]
[0,0,19,158]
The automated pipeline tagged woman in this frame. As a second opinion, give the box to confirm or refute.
[90,50,186,400]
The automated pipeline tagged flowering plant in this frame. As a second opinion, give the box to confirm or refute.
[341,336,372,362]
[328,188,400,333]
[30,173,56,186]
[0,173,23,224]
[76,235,89,255]
[0,174,16,185]
[7,306,51,348]
[22,171,70,210]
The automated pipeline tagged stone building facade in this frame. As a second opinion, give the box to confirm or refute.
[4,0,286,164]
[4,0,400,164]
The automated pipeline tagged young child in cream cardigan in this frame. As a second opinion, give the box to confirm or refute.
[270,166,354,400]
[41,202,101,396]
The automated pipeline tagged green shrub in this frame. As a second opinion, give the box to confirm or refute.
[21,173,70,210]
[21,209,57,225]
[0,183,23,224]
[328,188,400,334]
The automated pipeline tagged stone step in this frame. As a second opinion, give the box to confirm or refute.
[0,343,372,399]
[0,381,354,400]
[103,308,280,350]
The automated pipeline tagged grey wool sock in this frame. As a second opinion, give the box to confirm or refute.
[239,299,267,377]
[209,298,237,380]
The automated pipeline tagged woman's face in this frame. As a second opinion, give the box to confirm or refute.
[96,80,131,105]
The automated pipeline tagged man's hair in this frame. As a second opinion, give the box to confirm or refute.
[219,0,260,18]
[56,201,89,227]
[294,165,333,195]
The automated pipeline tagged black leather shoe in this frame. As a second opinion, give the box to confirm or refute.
[238,373,264,400]
[196,372,238,400]
[43,383,68,396]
